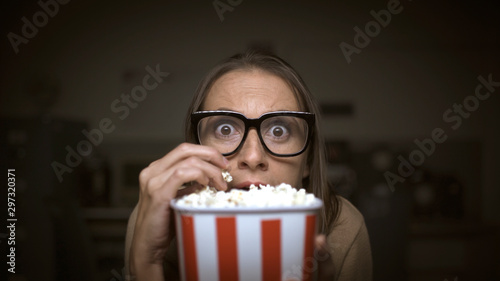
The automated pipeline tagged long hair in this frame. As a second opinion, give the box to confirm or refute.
[184,49,340,234]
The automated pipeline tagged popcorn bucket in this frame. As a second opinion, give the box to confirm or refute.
[170,198,323,281]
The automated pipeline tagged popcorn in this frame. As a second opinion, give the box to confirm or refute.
[175,183,317,208]
[221,170,233,182]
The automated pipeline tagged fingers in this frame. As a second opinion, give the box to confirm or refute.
[149,164,224,205]
[146,157,227,191]
[315,235,327,251]
[136,145,230,221]
[139,143,229,195]
[146,143,229,178]
[283,235,332,281]
[315,234,335,280]
[176,182,206,197]
[169,156,229,191]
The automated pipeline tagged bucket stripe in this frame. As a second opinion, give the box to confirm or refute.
[261,219,281,281]
[217,217,239,281]
[236,215,262,281]
[281,213,306,280]
[176,213,187,281]
[302,215,316,281]
[194,214,218,280]
[181,215,198,281]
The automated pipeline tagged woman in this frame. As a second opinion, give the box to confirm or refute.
[125,50,372,280]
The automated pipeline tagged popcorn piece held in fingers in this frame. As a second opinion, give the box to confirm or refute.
[222,170,233,182]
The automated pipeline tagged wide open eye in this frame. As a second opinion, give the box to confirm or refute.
[269,125,288,138]
[216,123,236,137]
[263,121,290,142]
[210,116,244,141]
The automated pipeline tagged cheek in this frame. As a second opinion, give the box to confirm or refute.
[272,158,308,187]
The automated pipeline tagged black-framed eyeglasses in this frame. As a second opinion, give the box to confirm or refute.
[191,110,315,157]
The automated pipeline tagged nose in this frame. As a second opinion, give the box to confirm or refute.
[237,128,268,171]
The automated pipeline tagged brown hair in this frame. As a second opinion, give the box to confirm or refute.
[184,49,340,234]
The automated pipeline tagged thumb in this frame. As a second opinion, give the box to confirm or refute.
[315,235,329,261]
[315,235,335,280]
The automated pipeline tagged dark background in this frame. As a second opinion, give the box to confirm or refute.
[1,0,499,280]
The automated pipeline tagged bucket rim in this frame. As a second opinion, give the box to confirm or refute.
[170,197,323,214]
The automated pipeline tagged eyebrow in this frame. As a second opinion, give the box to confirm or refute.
[216,107,235,111]
[215,108,296,112]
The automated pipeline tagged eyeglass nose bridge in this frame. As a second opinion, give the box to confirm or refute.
[225,116,269,156]
[245,117,267,132]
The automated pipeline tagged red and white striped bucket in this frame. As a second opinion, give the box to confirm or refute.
[171,199,322,281]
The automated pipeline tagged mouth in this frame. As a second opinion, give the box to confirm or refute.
[232,181,266,191]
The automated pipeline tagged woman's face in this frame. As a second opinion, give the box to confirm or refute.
[203,69,309,189]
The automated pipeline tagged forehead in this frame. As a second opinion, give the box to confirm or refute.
[203,69,301,117]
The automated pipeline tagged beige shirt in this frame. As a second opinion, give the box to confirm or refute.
[125,196,372,280]
[327,197,372,280]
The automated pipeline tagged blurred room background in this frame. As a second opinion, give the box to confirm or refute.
[1,0,499,280]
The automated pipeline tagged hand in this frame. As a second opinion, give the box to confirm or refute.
[315,235,335,280]
[129,143,230,280]
[284,235,335,281]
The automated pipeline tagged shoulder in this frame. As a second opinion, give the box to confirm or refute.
[332,196,366,234]
[327,196,367,253]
